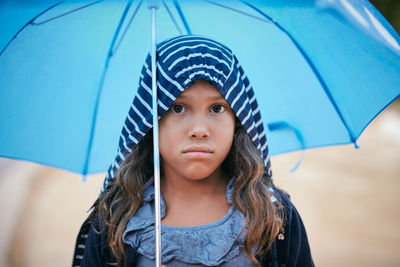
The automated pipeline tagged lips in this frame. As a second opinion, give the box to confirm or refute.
[182,145,213,153]
[182,145,213,159]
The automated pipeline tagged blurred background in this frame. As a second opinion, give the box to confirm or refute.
[0,1,399,266]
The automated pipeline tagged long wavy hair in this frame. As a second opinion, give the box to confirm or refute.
[94,120,283,266]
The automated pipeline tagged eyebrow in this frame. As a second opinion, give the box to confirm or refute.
[178,94,226,101]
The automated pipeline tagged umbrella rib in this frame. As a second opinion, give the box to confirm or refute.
[112,0,144,56]
[201,0,271,23]
[268,121,305,150]
[173,0,192,35]
[0,2,62,57]
[82,0,135,175]
[162,0,183,35]
[31,0,103,26]
[242,0,357,144]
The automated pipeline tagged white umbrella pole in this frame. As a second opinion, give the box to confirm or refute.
[148,1,161,267]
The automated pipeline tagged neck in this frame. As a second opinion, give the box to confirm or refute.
[160,167,231,226]
[161,168,229,202]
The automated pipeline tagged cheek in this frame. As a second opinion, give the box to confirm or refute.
[213,116,235,158]
[158,118,175,159]
[158,117,186,161]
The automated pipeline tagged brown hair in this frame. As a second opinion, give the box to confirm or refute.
[94,122,283,266]
[222,121,284,264]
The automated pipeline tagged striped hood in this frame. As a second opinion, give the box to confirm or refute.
[103,35,271,189]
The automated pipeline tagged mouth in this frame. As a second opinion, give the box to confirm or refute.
[182,145,213,159]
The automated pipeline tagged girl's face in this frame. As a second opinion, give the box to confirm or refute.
[159,79,235,182]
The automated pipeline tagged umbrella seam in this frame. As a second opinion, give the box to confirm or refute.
[173,0,192,35]
[242,0,357,144]
[31,0,103,26]
[82,0,134,175]
[202,0,271,24]
[0,1,62,56]
[162,0,183,35]
[112,0,144,56]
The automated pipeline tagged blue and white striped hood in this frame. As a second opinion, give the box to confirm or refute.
[103,35,271,189]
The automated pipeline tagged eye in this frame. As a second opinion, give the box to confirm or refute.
[210,104,226,114]
[171,104,186,114]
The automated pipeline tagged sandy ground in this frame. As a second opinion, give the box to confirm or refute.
[0,103,399,267]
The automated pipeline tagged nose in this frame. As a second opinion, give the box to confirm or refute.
[188,123,210,140]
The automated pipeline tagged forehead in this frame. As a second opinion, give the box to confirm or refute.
[178,80,225,100]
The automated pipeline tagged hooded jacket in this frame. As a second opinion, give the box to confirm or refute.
[72,35,314,267]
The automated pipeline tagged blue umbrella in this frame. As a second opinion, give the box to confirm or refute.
[1,0,400,265]
[1,0,399,175]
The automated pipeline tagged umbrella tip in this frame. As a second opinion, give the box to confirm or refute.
[81,175,87,182]
[354,141,360,149]
[289,150,305,173]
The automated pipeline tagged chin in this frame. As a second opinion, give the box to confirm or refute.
[182,165,219,180]
[183,171,215,181]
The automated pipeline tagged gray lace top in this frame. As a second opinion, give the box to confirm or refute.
[122,178,257,266]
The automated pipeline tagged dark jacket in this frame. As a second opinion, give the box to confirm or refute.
[72,189,314,267]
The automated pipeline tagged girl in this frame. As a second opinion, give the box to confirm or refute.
[73,35,314,267]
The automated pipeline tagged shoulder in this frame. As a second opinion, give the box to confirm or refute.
[73,212,137,267]
[267,188,315,267]
[76,214,115,267]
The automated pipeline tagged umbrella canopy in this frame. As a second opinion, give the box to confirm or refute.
[0,0,399,175]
